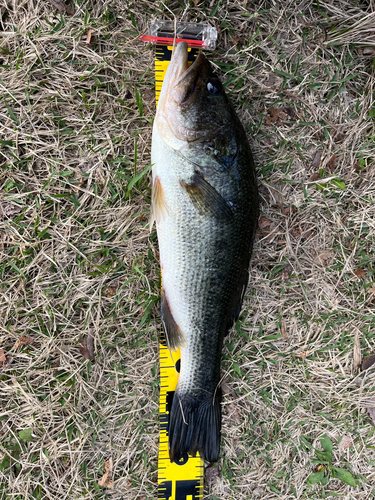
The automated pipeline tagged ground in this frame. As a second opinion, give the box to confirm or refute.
[1,0,375,499]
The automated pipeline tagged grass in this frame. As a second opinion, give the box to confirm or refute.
[1,0,375,498]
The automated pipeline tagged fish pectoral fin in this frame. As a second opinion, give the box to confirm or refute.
[161,291,186,350]
[150,176,168,230]
[180,171,233,220]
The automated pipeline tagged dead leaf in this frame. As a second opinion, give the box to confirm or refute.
[227,403,240,421]
[105,284,118,297]
[192,0,200,5]
[334,128,345,143]
[221,380,236,397]
[338,435,354,451]
[367,405,375,426]
[367,286,375,295]
[95,166,105,185]
[0,349,7,367]
[0,231,9,249]
[301,228,314,240]
[353,330,362,370]
[79,158,98,173]
[0,349,11,368]
[354,161,361,172]
[86,29,94,44]
[265,107,288,126]
[267,185,285,207]
[312,150,323,168]
[276,239,286,246]
[15,337,34,348]
[283,106,295,120]
[363,47,375,56]
[252,487,266,498]
[354,267,366,279]
[258,216,272,230]
[0,202,22,219]
[265,73,282,88]
[361,354,375,371]
[296,350,311,359]
[98,458,113,488]
[79,332,95,360]
[45,0,74,15]
[290,226,301,238]
[313,250,333,267]
[205,462,221,489]
[143,89,155,107]
[309,172,320,181]
[281,320,288,340]
[327,153,336,174]
[281,265,291,280]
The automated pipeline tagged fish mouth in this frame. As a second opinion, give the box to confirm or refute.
[167,42,210,105]
[156,42,213,146]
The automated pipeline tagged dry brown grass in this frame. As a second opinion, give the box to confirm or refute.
[1,0,375,499]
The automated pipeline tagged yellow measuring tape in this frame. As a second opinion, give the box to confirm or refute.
[158,334,203,499]
[155,44,204,500]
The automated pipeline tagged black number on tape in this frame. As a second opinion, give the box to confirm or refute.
[158,480,201,500]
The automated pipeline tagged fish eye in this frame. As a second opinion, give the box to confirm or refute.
[207,78,223,96]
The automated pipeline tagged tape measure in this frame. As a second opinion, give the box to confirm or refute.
[158,332,203,500]
[140,23,217,499]
[155,44,204,500]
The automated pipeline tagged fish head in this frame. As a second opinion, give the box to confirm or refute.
[156,42,236,151]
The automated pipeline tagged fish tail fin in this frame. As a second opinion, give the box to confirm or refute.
[168,389,222,463]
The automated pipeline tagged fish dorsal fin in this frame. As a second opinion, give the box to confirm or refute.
[150,176,168,230]
[180,171,233,220]
[161,290,186,350]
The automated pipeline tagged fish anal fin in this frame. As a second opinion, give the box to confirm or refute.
[161,291,186,350]
[150,176,168,229]
[180,171,233,220]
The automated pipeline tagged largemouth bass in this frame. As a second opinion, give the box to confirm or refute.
[151,42,258,463]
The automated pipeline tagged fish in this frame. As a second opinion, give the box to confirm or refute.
[151,41,258,463]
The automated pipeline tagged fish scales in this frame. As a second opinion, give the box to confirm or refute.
[151,42,258,462]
